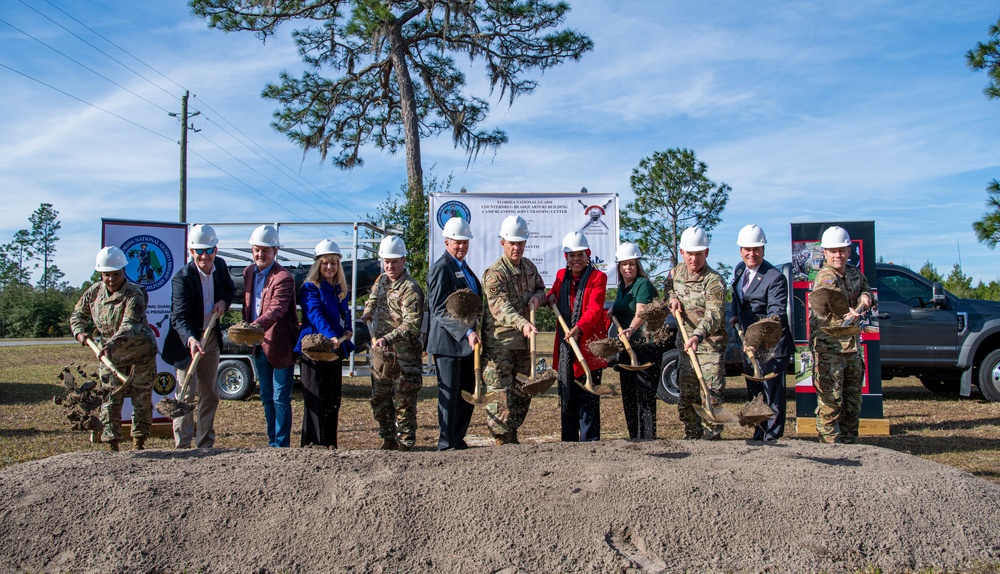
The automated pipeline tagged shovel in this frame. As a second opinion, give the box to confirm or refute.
[734,324,775,382]
[461,342,504,405]
[671,308,738,425]
[85,338,132,392]
[516,308,558,395]
[157,311,220,419]
[610,317,652,371]
[821,302,866,337]
[550,303,613,396]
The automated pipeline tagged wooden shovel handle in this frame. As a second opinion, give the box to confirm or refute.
[85,338,129,384]
[611,316,640,364]
[671,308,713,411]
[549,303,595,384]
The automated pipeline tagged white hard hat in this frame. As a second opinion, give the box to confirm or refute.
[314,239,342,258]
[736,224,767,248]
[188,224,219,249]
[249,224,280,247]
[95,246,127,272]
[615,242,643,262]
[561,231,590,253]
[499,215,529,242]
[679,227,709,252]
[821,226,851,249]
[442,217,474,240]
[378,235,408,259]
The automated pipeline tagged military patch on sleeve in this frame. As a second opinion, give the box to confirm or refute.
[489,284,501,295]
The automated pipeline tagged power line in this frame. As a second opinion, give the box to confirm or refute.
[187,148,308,222]
[0,62,175,142]
[193,130,345,221]
[6,1,369,222]
[195,104,362,220]
[20,0,177,102]
[0,16,173,115]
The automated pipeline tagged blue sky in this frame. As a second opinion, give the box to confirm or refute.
[2,1,1000,286]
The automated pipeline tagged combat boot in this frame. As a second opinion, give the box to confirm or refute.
[396,443,412,452]
[107,440,120,452]
[133,436,146,450]
[508,428,519,445]
[380,438,397,451]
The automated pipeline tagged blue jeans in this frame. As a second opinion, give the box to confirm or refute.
[254,352,294,447]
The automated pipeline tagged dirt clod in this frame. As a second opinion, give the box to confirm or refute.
[588,337,622,358]
[155,397,193,419]
[53,362,110,432]
[227,321,265,346]
[638,299,669,331]
[444,288,481,326]
[738,393,777,427]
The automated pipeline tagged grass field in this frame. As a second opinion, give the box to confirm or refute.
[2,341,999,485]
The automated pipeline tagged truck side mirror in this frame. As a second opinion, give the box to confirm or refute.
[932,282,946,308]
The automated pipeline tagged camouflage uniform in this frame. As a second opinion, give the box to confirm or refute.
[364,272,425,448]
[70,281,157,442]
[809,264,873,444]
[481,255,546,438]
[668,263,728,439]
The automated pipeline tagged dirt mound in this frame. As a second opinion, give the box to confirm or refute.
[2,440,999,573]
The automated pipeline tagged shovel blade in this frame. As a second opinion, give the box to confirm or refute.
[576,379,614,396]
[618,363,653,372]
[461,390,487,405]
[694,404,739,425]
[519,372,558,396]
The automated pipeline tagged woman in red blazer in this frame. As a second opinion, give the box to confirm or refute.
[546,232,608,442]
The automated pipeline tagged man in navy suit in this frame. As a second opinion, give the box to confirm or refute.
[427,217,482,450]
[730,224,792,443]
[161,224,236,449]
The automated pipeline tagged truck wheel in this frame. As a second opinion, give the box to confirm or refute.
[917,376,960,395]
[977,349,1000,402]
[217,359,255,401]
[656,349,680,404]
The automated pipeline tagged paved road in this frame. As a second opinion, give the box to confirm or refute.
[0,338,76,347]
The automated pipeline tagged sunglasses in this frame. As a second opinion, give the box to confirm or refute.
[193,247,216,255]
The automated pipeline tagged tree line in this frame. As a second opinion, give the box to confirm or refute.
[0,203,83,338]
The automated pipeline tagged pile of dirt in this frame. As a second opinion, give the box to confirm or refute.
[2,440,999,573]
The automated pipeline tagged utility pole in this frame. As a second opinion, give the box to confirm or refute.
[169,91,200,223]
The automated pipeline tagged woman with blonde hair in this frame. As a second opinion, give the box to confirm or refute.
[295,239,355,447]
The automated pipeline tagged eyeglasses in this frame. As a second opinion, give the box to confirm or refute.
[193,247,216,255]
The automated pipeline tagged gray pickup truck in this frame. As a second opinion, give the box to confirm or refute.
[652,262,1000,402]
[876,262,1000,400]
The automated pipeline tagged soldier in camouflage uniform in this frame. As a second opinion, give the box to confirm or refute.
[361,236,425,451]
[482,216,547,445]
[809,226,874,444]
[70,246,157,451]
[667,227,728,440]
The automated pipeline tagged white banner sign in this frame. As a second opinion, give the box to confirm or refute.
[428,192,619,287]
[102,219,187,423]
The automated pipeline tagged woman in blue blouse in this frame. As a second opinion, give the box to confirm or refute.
[295,239,355,447]
[610,242,658,440]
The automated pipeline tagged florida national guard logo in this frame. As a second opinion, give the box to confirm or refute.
[154,371,176,395]
[436,200,472,230]
[120,234,173,291]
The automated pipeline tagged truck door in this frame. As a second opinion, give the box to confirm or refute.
[877,268,958,367]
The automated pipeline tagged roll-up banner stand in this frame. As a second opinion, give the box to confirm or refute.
[428,192,620,288]
[790,221,888,436]
[102,219,187,434]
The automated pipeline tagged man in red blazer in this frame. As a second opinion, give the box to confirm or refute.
[546,231,608,442]
[242,225,299,448]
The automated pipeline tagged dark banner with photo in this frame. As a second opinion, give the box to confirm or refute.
[790,221,886,433]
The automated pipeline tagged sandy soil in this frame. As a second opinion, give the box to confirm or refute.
[2,439,999,573]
